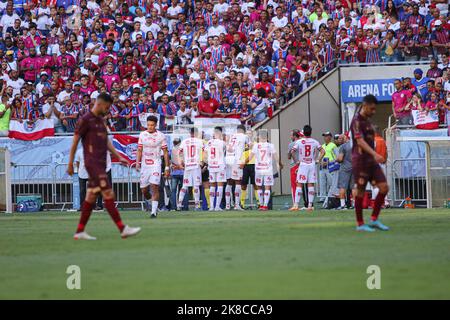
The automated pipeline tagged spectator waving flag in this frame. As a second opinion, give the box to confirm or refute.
[8,119,55,141]
[112,135,139,165]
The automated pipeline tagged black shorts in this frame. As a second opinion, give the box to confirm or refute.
[202,168,209,182]
[242,164,255,185]
[352,163,386,189]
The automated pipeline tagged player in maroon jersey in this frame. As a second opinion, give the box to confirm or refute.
[67,93,141,240]
[350,94,390,232]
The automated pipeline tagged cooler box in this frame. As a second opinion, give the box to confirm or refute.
[16,194,43,212]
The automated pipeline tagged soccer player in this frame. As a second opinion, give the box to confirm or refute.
[225,125,248,210]
[287,129,302,204]
[136,115,170,218]
[289,125,325,212]
[243,130,283,211]
[205,127,226,211]
[350,94,390,232]
[177,127,204,210]
[67,93,141,240]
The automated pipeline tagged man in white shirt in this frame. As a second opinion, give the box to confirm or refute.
[232,55,250,80]
[205,127,227,211]
[57,81,74,104]
[208,15,227,38]
[271,7,288,28]
[136,115,170,218]
[167,0,183,32]
[6,70,24,96]
[244,130,283,211]
[225,125,249,210]
[289,125,325,211]
[214,0,229,15]
[42,95,64,133]
[35,1,51,33]
[141,15,161,38]
[0,4,20,31]
[177,127,204,210]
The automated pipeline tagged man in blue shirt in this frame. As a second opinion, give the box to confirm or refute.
[411,68,429,100]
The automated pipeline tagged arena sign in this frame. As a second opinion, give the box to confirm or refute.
[341,79,396,103]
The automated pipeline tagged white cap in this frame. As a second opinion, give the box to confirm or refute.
[434,20,442,26]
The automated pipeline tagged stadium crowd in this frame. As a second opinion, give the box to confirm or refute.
[392,59,450,127]
[0,0,448,135]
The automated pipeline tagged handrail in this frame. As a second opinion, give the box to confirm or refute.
[338,60,432,67]
[254,65,340,130]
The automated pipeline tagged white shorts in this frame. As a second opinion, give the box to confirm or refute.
[183,168,202,187]
[209,170,226,183]
[255,172,274,186]
[296,163,317,184]
[226,164,243,181]
[140,166,162,188]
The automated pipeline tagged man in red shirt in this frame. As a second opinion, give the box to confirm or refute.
[255,72,275,95]
[198,90,220,117]
[119,53,144,79]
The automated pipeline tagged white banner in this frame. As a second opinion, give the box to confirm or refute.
[139,112,160,128]
[8,119,55,141]
[412,110,439,130]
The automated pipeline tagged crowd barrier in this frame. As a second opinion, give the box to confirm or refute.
[11,162,257,210]
[10,160,447,210]
[11,163,144,210]
[391,158,428,207]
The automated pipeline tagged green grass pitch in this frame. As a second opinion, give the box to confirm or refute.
[1,208,449,299]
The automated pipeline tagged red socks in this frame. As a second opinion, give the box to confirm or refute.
[371,192,386,222]
[77,201,94,233]
[104,199,125,232]
[355,196,364,226]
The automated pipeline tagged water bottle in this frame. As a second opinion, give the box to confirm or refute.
[283,202,290,210]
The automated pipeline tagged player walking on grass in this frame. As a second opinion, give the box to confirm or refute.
[205,127,226,211]
[177,127,204,210]
[225,125,248,210]
[136,115,170,218]
[243,130,283,211]
[289,125,325,212]
[350,94,390,232]
[67,93,141,240]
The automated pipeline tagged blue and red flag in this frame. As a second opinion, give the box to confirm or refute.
[111,135,139,165]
